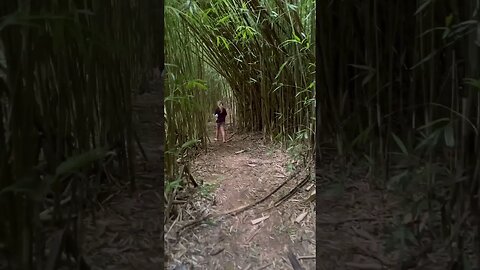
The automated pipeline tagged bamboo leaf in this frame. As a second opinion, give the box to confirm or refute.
[410,50,438,70]
[349,64,374,71]
[391,132,408,155]
[464,78,480,90]
[181,139,200,150]
[416,118,449,131]
[0,175,45,198]
[275,61,290,79]
[415,129,443,151]
[362,70,376,87]
[165,177,182,195]
[55,148,112,177]
[444,123,455,147]
[414,0,433,16]
[445,14,453,27]
[185,79,208,91]
[387,170,408,190]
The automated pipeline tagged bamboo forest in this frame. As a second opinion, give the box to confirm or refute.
[317,1,480,269]
[0,1,164,269]
[2,0,480,269]
[164,0,315,269]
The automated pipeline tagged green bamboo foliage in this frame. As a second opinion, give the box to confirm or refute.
[166,0,315,143]
[0,1,161,269]
[164,0,315,186]
[164,0,315,225]
[200,0,315,141]
[164,4,226,180]
[319,0,480,267]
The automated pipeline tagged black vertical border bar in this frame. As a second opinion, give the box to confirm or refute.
[315,0,321,266]
[152,0,165,268]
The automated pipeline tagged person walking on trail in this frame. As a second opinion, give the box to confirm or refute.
[214,101,227,143]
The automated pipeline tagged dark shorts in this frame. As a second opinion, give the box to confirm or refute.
[216,122,225,128]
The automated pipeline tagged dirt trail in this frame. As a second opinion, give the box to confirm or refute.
[165,123,316,270]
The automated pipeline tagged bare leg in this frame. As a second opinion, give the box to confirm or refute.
[220,124,226,143]
[215,124,219,141]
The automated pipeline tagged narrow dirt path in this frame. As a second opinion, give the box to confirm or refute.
[165,123,316,270]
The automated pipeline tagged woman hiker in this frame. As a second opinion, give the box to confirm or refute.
[214,101,227,143]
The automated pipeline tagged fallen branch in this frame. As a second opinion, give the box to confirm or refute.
[173,200,188,204]
[273,174,310,207]
[165,208,182,238]
[224,132,236,143]
[245,227,260,243]
[258,174,311,214]
[209,247,224,256]
[177,169,302,234]
[241,134,250,141]
[298,255,315,260]
[182,165,199,187]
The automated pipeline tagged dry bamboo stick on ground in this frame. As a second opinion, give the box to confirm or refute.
[177,168,303,234]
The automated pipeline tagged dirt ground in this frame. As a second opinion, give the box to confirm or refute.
[164,123,316,270]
